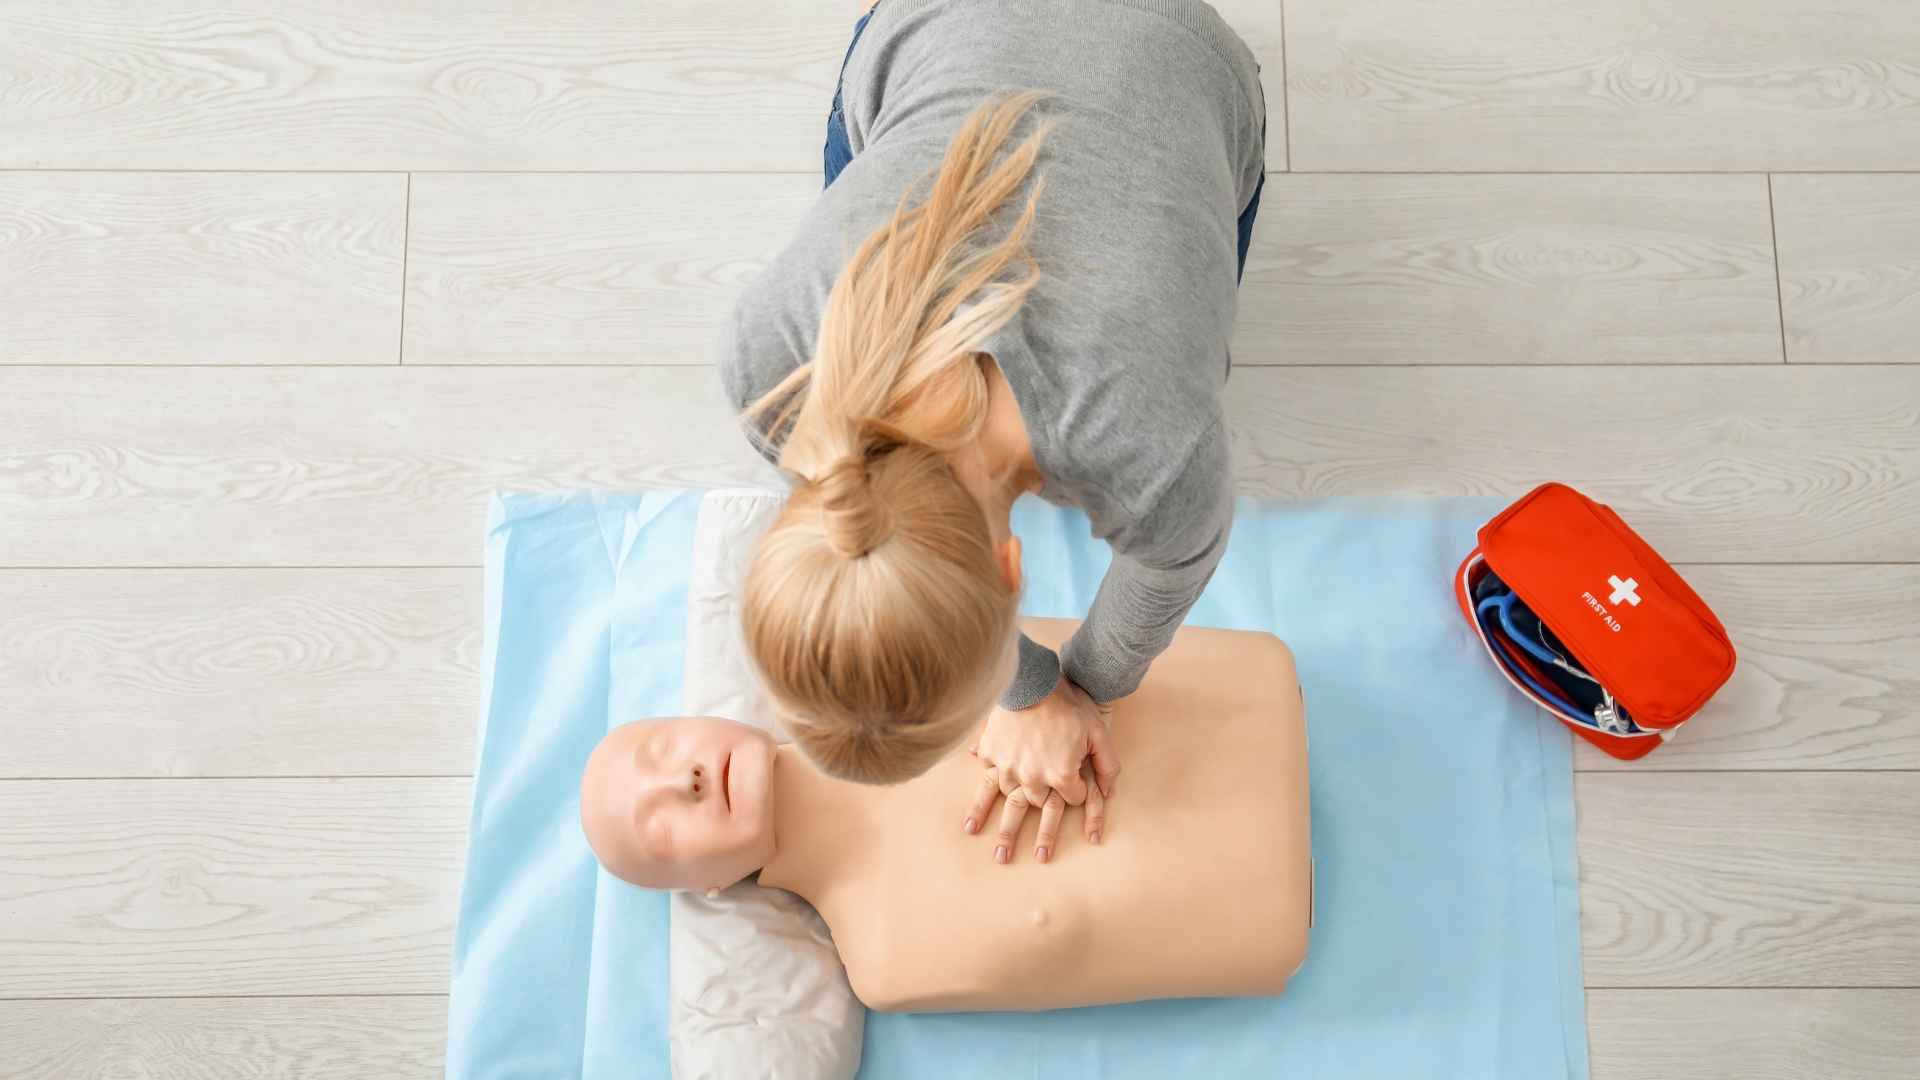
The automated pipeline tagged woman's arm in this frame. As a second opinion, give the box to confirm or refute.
[968,421,1231,860]
[716,253,822,468]
[1003,419,1234,708]
[1061,420,1234,704]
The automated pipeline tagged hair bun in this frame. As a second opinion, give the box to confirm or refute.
[818,451,897,558]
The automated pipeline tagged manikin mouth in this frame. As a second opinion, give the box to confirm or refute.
[720,752,732,812]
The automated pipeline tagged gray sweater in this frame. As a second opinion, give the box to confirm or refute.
[718,0,1264,708]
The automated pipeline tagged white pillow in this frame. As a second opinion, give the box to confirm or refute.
[669,489,865,1080]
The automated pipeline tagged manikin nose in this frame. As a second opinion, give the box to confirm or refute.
[687,764,705,799]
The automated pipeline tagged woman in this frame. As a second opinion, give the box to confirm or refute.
[719,0,1266,860]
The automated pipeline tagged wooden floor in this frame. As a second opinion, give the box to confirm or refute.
[2,2,1916,1077]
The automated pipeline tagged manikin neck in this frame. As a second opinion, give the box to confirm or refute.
[754,745,870,902]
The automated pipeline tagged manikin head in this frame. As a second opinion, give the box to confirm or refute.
[579,716,779,892]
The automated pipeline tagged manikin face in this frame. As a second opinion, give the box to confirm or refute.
[579,716,777,892]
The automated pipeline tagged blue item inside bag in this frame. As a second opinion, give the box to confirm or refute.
[1473,566,1643,736]
[446,490,1590,1080]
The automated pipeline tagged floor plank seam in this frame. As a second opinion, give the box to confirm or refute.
[0,565,486,571]
[1585,986,1920,992]
[3,990,1914,1003]
[1570,769,1920,776]
[0,564,1912,572]
[0,993,451,1003]
[1282,170,1920,177]
[4,361,1913,370]
[398,173,412,366]
[4,769,1913,783]
[0,775,476,782]
[1767,174,1790,365]
[0,565,484,571]
[4,167,1920,176]
[1276,0,1293,172]
[3,561,1917,572]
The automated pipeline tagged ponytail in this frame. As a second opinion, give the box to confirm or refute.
[740,91,1052,783]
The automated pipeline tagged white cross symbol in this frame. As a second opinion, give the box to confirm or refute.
[1608,576,1642,606]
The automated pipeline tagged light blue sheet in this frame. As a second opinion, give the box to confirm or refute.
[448,490,1589,1080]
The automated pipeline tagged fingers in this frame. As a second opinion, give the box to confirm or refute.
[1082,771,1107,846]
[962,768,1000,836]
[993,787,1032,865]
[1086,717,1122,798]
[1033,789,1066,863]
[1044,767,1089,806]
[997,764,1031,797]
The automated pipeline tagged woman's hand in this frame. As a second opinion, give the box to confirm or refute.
[961,677,1120,863]
[964,761,1108,865]
[974,676,1119,804]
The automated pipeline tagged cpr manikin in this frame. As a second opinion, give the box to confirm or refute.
[580,620,1312,1012]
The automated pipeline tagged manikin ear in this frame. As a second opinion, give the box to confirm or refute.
[995,535,1023,596]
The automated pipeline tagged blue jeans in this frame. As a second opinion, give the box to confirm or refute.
[820,7,876,189]
[822,5,1265,284]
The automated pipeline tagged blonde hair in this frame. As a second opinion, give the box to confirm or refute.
[741,90,1053,784]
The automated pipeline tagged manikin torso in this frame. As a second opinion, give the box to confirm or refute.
[758,619,1312,1012]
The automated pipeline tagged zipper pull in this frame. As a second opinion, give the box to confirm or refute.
[1594,692,1623,734]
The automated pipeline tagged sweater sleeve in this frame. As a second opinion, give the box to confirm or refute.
[1057,419,1234,705]
[999,631,1065,710]
[715,296,788,468]
[717,253,830,469]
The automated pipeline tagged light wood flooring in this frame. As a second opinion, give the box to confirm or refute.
[1,2,1916,1076]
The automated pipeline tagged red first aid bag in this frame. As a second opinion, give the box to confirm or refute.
[1455,483,1737,760]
